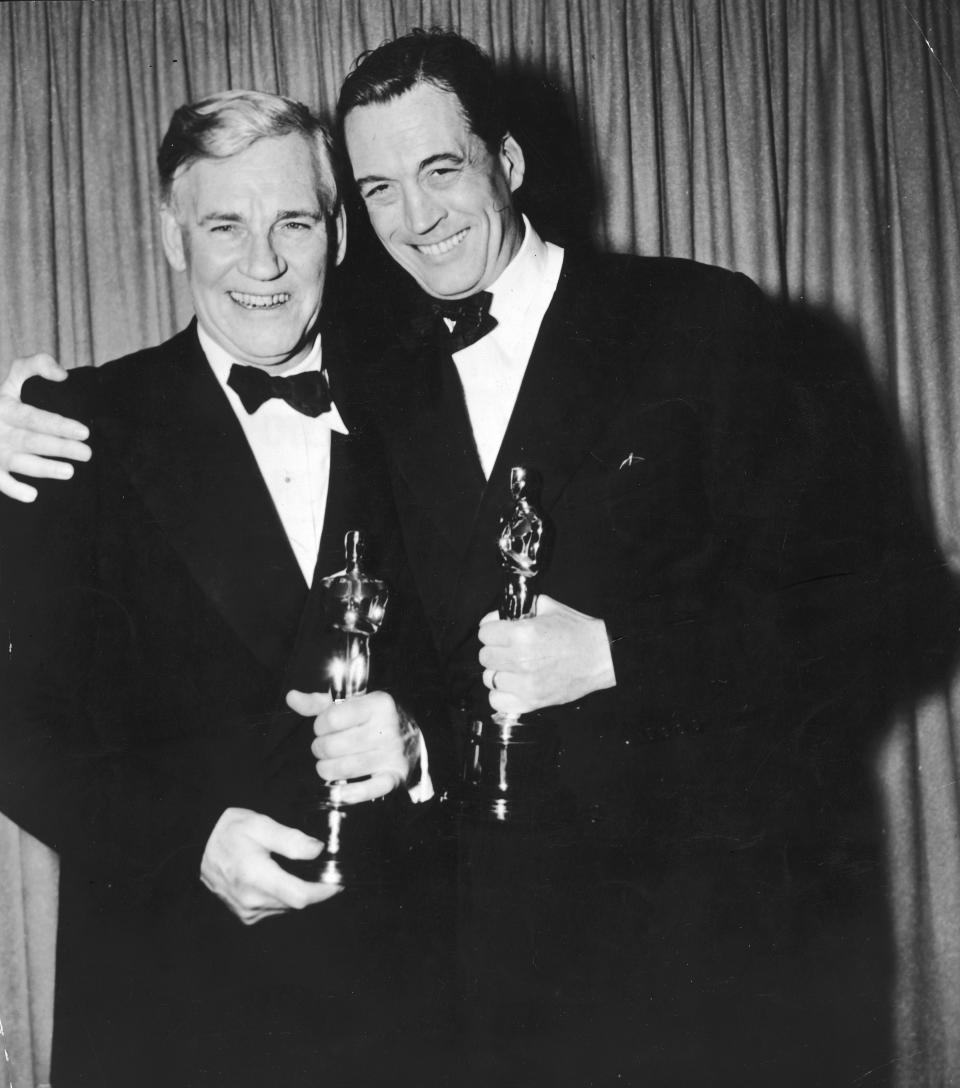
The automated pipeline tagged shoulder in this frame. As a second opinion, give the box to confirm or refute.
[557,249,766,320]
[22,326,199,423]
[558,250,781,364]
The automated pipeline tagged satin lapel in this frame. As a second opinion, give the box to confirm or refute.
[95,326,307,676]
[492,266,624,512]
[448,262,633,636]
[373,324,486,560]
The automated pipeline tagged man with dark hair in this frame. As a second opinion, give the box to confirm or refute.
[3,29,957,1087]
[0,89,444,1087]
[331,29,955,1085]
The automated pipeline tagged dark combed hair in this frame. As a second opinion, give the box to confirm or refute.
[336,28,507,153]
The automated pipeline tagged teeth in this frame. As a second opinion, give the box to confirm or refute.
[416,229,468,257]
[230,292,290,309]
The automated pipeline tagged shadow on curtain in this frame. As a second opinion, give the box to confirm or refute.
[0,2,957,1085]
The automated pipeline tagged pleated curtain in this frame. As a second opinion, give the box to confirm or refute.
[0,3,957,1085]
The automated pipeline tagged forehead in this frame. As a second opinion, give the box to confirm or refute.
[175,134,324,213]
[344,84,481,175]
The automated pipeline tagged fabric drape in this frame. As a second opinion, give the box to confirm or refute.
[1,3,957,1085]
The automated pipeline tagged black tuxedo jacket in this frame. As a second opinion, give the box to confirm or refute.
[334,251,960,1084]
[0,323,446,1087]
[346,254,849,802]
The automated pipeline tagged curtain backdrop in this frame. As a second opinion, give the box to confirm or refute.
[1,2,957,1085]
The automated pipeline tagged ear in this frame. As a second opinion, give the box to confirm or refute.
[332,205,347,267]
[160,206,187,272]
[499,134,526,195]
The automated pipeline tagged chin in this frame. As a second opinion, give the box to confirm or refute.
[420,272,481,299]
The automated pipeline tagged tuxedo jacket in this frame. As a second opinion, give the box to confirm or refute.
[334,250,960,1084]
[338,247,960,917]
[0,322,446,1087]
[344,255,870,805]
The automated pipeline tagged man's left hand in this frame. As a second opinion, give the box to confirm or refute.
[285,689,421,804]
[478,594,616,715]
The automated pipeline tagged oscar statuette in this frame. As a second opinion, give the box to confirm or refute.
[312,530,389,885]
[462,466,561,821]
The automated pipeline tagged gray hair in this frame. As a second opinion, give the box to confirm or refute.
[157,90,340,216]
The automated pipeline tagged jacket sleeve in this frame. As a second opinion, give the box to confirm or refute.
[0,374,242,891]
[601,272,960,743]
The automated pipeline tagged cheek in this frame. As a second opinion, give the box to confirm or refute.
[365,207,397,246]
[189,250,231,289]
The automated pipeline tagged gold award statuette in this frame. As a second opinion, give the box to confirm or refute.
[314,530,389,885]
[463,467,559,821]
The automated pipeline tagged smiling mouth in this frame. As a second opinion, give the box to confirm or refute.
[414,229,468,257]
[230,291,291,310]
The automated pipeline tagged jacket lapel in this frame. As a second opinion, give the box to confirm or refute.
[373,313,486,561]
[450,260,630,629]
[95,325,308,677]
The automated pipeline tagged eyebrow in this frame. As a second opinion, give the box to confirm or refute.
[197,208,322,225]
[354,152,464,189]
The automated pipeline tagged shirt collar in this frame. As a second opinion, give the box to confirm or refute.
[198,323,347,433]
[484,215,550,325]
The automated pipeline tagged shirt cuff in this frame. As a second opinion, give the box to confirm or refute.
[406,730,434,803]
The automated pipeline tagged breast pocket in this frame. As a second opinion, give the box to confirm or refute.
[598,399,709,547]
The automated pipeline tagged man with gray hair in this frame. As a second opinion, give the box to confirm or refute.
[0,89,443,1087]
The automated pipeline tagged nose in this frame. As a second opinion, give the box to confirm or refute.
[402,184,445,236]
[239,229,285,280]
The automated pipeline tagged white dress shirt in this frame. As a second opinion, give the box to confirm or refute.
[200,326,348,587]
[200,325,432,800]
[451,216,565,477]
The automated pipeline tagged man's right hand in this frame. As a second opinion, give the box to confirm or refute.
[0,353,91,503]
[200,807,341,925]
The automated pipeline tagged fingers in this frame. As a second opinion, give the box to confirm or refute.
[310,692,418,799]
[487,689,528,717]
[6,452,76,480]
[0,471,38,503]
[256,817,324,861]
[0,397,92,501]
[478,616,512,647]
[200,808,340,925]
[1,399,91,445]
[331,770,403,804]
[483,665,535,715]
[312,690,397,739]
[312,735,408,788]
[14,424,91,456]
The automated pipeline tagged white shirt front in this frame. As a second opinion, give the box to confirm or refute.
[451,216,564,477]
[200,326,348,587]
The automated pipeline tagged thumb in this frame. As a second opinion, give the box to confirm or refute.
[286,689,332,717]
[256,817,324,861]
[3,353,66,396]
[30,353,70,382]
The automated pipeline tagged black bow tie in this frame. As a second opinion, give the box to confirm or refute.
[227,364,332,417]
[430,291,498,353]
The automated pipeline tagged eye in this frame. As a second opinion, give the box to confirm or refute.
[209,223,236,234]
[428,166,460,184]
[361,183,390,201]
[280,220,313,232]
